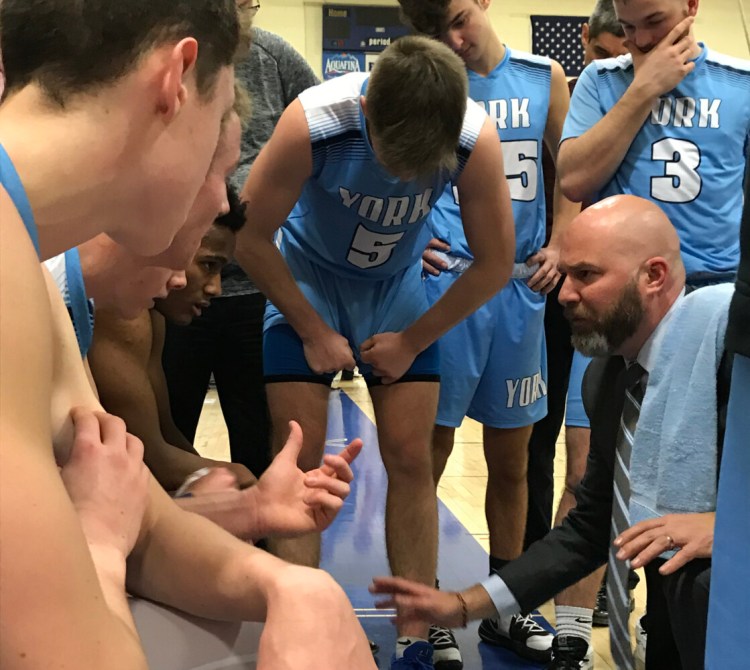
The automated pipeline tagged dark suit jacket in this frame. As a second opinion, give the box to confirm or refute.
[499,355,626,613]
[499,351,731,615]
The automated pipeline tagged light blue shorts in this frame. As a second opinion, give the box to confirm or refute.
[264,243,437,381]
[425,268,548,429]
[565,349,592,428]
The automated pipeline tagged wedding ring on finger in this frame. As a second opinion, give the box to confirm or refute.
[665,534,675,551]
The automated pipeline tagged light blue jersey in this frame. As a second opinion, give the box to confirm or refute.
[563,46,750,275]
[281,73,486,280]
[429,48,551,263]
[0,143,39,257]
[425,48,552,428]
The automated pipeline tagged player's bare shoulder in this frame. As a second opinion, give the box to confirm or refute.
[93,308,154,368]
[0,185,55,447]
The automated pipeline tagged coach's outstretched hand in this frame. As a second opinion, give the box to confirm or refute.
[249,421,362,538]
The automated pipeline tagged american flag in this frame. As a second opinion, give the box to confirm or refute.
[531,15,589,77]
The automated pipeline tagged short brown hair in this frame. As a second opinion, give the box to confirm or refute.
[367,36,467,178]
[398,0,453,38]
[1,0,239,106]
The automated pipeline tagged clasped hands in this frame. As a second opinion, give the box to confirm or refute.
[302,325,420,385]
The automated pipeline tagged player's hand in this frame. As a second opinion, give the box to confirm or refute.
[422,238,451,277]
[629,16,697,98]
[370,577,465,629]
[614,512,714,575]
[61,408,150,559]
[251,421,362,537]
[526,246,561,294]
[359,331,419,384]
[302,326,356,375]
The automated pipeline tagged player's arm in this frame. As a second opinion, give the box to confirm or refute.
[39,249,374,667]
[147,313,256,486]
[404,118,514,351]
[527,60,580,294]
[235,99,355,373]
[127,480,376,669]
[558,16,697,203]
[88,308,253,491]
[147,313,195,452]
[0,197,148,669]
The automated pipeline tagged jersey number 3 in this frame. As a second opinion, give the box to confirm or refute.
[650,138,702,204]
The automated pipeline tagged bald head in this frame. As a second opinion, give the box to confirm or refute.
[559,195,686,359]
[565,195,684,281]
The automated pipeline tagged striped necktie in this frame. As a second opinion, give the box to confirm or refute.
[608,362,648,670]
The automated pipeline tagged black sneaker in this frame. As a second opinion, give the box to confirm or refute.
[428,625,462,670]
[593,580,609,627]
[593,578,636,627]
[548,635,593,670]
[478,614,553,663]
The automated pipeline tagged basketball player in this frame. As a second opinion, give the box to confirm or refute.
[399,0,581,664]
[235,35,515,669]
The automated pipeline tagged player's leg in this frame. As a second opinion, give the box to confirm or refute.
[370,379,439,641]
[263,322,331,567]
[161,313,215,443]
[423,270,492,487]
[212,293,272,477]
[549,351,598,669]
[432,424,456,485]
[470,281,553,662]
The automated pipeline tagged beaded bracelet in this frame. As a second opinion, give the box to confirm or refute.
[455,592,468,629]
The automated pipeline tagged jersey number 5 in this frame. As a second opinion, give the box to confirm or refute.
[347,224,405,269]
[650,138,702,204]
[502,140,539,202]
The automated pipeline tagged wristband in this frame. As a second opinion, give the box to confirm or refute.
[456,592,468,629]
[174,467,212,497]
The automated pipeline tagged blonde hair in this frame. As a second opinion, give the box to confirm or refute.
[366,36,467,178]
[233,79,252,129]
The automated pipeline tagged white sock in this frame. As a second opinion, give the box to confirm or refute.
[554,605,593,644]
[395,636,427,659]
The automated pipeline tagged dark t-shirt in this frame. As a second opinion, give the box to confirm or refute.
[222,28,319,297]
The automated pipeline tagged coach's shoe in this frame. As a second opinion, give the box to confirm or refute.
[428,625,463,670]
[593,578,636,627]
[479,613,553,663]
[547,635,594,670]
[391,641,434,669]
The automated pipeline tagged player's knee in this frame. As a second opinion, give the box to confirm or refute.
[382,445,433,482]
[487,455,528,487]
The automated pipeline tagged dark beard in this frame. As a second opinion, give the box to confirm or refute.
[567,280,644,357]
